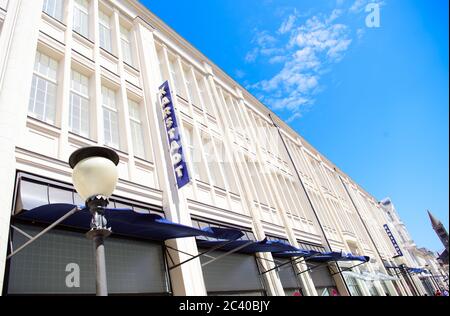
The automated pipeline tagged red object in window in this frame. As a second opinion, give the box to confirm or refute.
[293,291,302,296]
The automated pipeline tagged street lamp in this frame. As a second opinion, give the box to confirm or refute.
[69,146,119,296]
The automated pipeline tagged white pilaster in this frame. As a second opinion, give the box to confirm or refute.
[134,20,207,296]
[0,0,44,290]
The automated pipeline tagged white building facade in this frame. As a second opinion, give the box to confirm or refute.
[380,198,448,295]
[0,0,424,296]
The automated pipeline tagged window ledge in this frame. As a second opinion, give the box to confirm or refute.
[42,11,66,31]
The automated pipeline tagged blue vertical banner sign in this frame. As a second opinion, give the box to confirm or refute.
[383,224,403,257]
[158,81,190,189]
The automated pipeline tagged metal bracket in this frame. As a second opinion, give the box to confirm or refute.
[7,206,81,260]
[330,261,368,276]
[167,239,249,271]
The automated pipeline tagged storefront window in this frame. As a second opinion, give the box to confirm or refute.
[7,222,170,295]
[344,275,363,296]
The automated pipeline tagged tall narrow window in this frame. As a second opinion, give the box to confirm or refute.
[169,58,184,96]
[120,25,133,66]
[128,99,146,159]
[69,70,90,137]
[28,51,58,125]
[183,125,208,183]
[101,86,119,149]
[198,76,214,115]
[73,0,89,38]
[99,11,112,53]
[184,125,197,179]
[43,0,63,22]
[202,135,225,189]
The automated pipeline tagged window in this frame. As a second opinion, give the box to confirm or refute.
[99,11,112,53]
[120,25,133,65]
[128,99,146,159]
[8,222,170,295]
[213,138,239,194]
[102,86,119,149]
[169,58,185,98]
[184,125,198,179]
[69,70,90,137]
[28,51,58,125]
[202,134,225,188]
[183,125,209,183]
[43,0,63,21]
[185,68,201,108]
[198,76,214,115]
[73,0,89,38]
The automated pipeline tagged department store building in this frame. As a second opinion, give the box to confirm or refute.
[0,0,439,296]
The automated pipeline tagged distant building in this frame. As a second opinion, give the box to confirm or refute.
[427,211,449,265]
[379,198,448,295]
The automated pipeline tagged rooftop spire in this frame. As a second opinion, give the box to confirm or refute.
[427,210,442,228]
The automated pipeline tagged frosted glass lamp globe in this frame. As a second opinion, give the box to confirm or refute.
[69,147,119,201]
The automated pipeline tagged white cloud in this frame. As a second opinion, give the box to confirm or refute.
[245,48,258,63]
[349,0,385,13]
[245,12,352,119]
[235,69,246,79]
[268,55,287,64]
[278,12,297,34]
[357,28,365,39]
[349,0,366,13]
[245,30,279,63]
[244,1,384,121]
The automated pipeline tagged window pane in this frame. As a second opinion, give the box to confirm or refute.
[70,71,90,137]
[121,40,133,65]
[69,93,90,137]
[28,65,58,125]
[131,121,146,159]
[102,86,119,148]
[120,26,133,65]
[99,11,112,52]
[43,0,63,21]
[128,100,145,159]
[73,0,89,38]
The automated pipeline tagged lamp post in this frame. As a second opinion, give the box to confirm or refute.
[69,146,119,296]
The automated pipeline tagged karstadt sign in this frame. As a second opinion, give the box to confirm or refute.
[159,80,190,188]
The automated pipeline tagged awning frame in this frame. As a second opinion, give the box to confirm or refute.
[330,261,368,276]
[296,262,329,277]
[259,251,323,276]
[6,206,81,260]
[166,239,255,271]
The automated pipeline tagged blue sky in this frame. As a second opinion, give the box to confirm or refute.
[140,0,449,253]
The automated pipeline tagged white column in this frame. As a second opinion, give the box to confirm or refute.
[234,88,318,296]
[58,0,74,161]
[92,0,104,146]
[204,64,284,296]
[0,0,44,290]
[134,20,207,296]
[112,9,136,180]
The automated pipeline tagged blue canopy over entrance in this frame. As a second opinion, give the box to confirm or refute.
[14,203,244,241]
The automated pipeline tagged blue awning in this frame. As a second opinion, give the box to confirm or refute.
[196,238,300,254]
[307,251,370,263]
[14,203,244,241]
[408,267,426,274]
[272,250,319,258]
